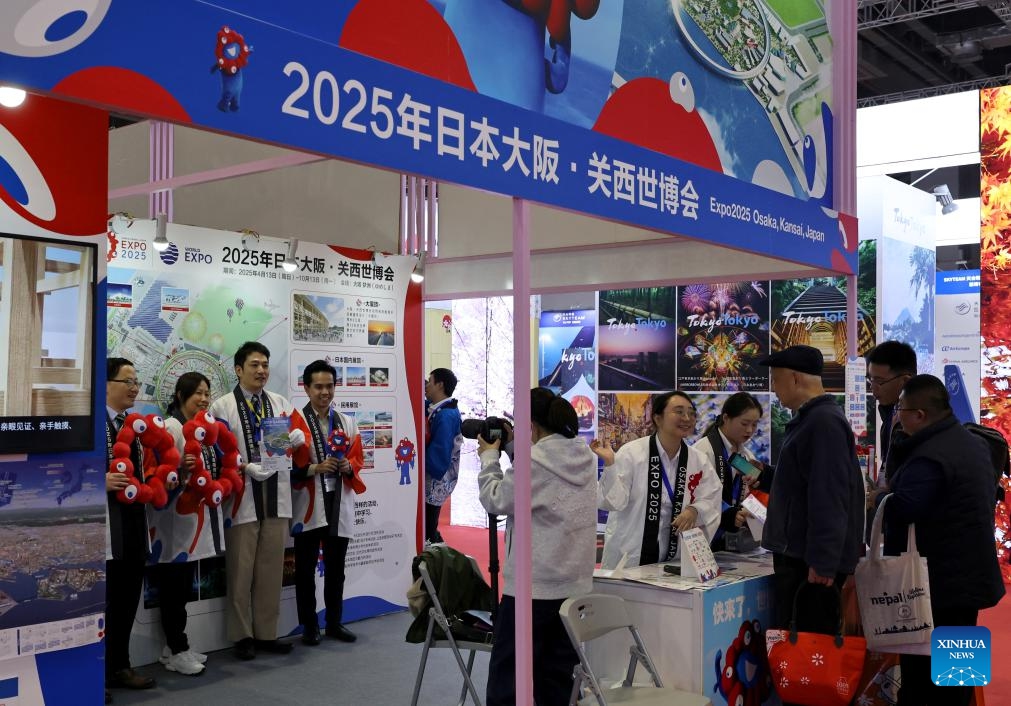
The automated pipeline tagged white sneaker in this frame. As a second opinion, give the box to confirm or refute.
[182,650,207,664]
[160,646,207,665]
[165,651,205,676]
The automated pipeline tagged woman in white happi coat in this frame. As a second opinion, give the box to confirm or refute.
[592,391,722,569]
[692,391,773,550]
[147,372,224,676]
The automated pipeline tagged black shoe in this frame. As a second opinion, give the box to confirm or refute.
[301,625,321,646]
[325,624,357,643]
[105,690,112,704]
[254,638,294,654]
[234,638,256,661]
[107,668,155,690]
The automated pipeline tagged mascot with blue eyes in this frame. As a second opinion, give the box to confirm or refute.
[211,26,251,112]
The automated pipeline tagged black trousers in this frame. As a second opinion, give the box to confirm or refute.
[153,562,195,654]
[105,558,146,674]
[293,527,350,629]
[486,595,580,706]
[898,605,979,706]
[771,553,848,633]
[424,502,443,543]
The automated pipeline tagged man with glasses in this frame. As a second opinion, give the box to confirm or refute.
[759,345,864,644]
[866,340,917,472]
[104,359,155,700]
[882,374,1004,706]
[865,341,917,514]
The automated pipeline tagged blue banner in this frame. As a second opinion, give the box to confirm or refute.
[936,269,981,295]
[0,2,855,274]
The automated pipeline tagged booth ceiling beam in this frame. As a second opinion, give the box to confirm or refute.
[108,152,327,200]
[857,72,1011,106]
[857,0,983,29]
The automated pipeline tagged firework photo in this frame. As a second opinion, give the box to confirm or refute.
[676,281,771,391]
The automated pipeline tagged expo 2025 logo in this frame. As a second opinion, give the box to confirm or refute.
[159,242,179,265]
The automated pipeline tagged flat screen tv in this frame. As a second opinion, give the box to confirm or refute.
[0,234,97,454]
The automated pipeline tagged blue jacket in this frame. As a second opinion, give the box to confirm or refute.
[761,394,864,576]
[425,398,462,481]
[883,415,1005,612]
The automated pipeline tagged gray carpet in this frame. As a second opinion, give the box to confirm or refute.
[109,611,490,706]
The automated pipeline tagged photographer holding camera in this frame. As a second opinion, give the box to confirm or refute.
[477,388,597,706]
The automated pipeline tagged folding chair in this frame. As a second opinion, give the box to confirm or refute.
[409,557,493,706]
[559,593,713,706]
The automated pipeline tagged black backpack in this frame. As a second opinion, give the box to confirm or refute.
[964,422,1010,503]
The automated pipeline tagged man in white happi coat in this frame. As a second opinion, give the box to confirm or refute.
[290,359,364,645]
[209,341,310,660]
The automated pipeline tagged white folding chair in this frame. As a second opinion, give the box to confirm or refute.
[559,593,713,706]
[409,557,493,706]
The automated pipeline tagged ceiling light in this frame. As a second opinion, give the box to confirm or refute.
[152,213,170,252]
[0,87,26,108]
[282,239,299,273]
[411,251,426,283]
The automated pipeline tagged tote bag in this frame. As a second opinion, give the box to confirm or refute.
[855,494,933,655]
[766,585,867,706]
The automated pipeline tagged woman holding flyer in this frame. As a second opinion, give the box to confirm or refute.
[693,392,773,549]
[591,390,722,569]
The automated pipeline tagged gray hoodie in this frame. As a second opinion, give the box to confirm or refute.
[478,433,597,600]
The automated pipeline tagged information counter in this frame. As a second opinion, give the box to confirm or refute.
[589,553,780,706]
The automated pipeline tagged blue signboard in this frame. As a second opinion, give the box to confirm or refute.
[0,1,856,274]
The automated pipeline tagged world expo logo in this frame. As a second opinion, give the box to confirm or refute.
[159,242,179,265]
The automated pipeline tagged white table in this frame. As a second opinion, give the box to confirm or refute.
[587,553,780,706]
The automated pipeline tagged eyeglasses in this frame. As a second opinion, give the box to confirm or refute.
[111,378,141,388]
[670,408,697,419]
[866,374,905,388]
[894,406,921,413]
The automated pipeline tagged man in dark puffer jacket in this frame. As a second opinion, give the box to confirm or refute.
[882,374,1005,706]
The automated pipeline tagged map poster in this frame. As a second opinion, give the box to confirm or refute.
[106,221,419,658]
[598,287,678,392]
[676,282,771,392]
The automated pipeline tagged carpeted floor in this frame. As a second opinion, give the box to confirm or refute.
[109,609,489,706]
[110,515,1011,705]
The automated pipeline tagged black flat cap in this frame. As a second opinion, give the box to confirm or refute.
[758,345,824,376]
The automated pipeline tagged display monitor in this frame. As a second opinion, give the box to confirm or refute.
[0,234,96,454]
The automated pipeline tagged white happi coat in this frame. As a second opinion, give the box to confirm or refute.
[291,407,359,539]
[209,388,300,526]
[598,435,722,569]
[147,416,227,563]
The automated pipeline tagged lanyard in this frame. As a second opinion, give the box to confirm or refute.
[659,461,677,507]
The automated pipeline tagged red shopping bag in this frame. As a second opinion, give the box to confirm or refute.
[765,585,867,706]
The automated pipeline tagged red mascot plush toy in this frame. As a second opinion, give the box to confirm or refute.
[182,410,243,507]
[107,413,181,508]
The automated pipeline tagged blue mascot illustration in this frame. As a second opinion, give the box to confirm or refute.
[442,0,599,112]
[211,26,251,112]
[396,438,416,486]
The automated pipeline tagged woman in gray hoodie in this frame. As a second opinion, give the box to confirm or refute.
[478,387,598,706]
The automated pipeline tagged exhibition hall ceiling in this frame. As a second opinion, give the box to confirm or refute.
[858,0,1011,106]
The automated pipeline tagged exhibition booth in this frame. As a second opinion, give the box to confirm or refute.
[0,2,860,704]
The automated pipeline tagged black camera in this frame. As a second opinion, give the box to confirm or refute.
[461,416,509,444]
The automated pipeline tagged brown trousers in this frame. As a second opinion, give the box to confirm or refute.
[224,516,288,642]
